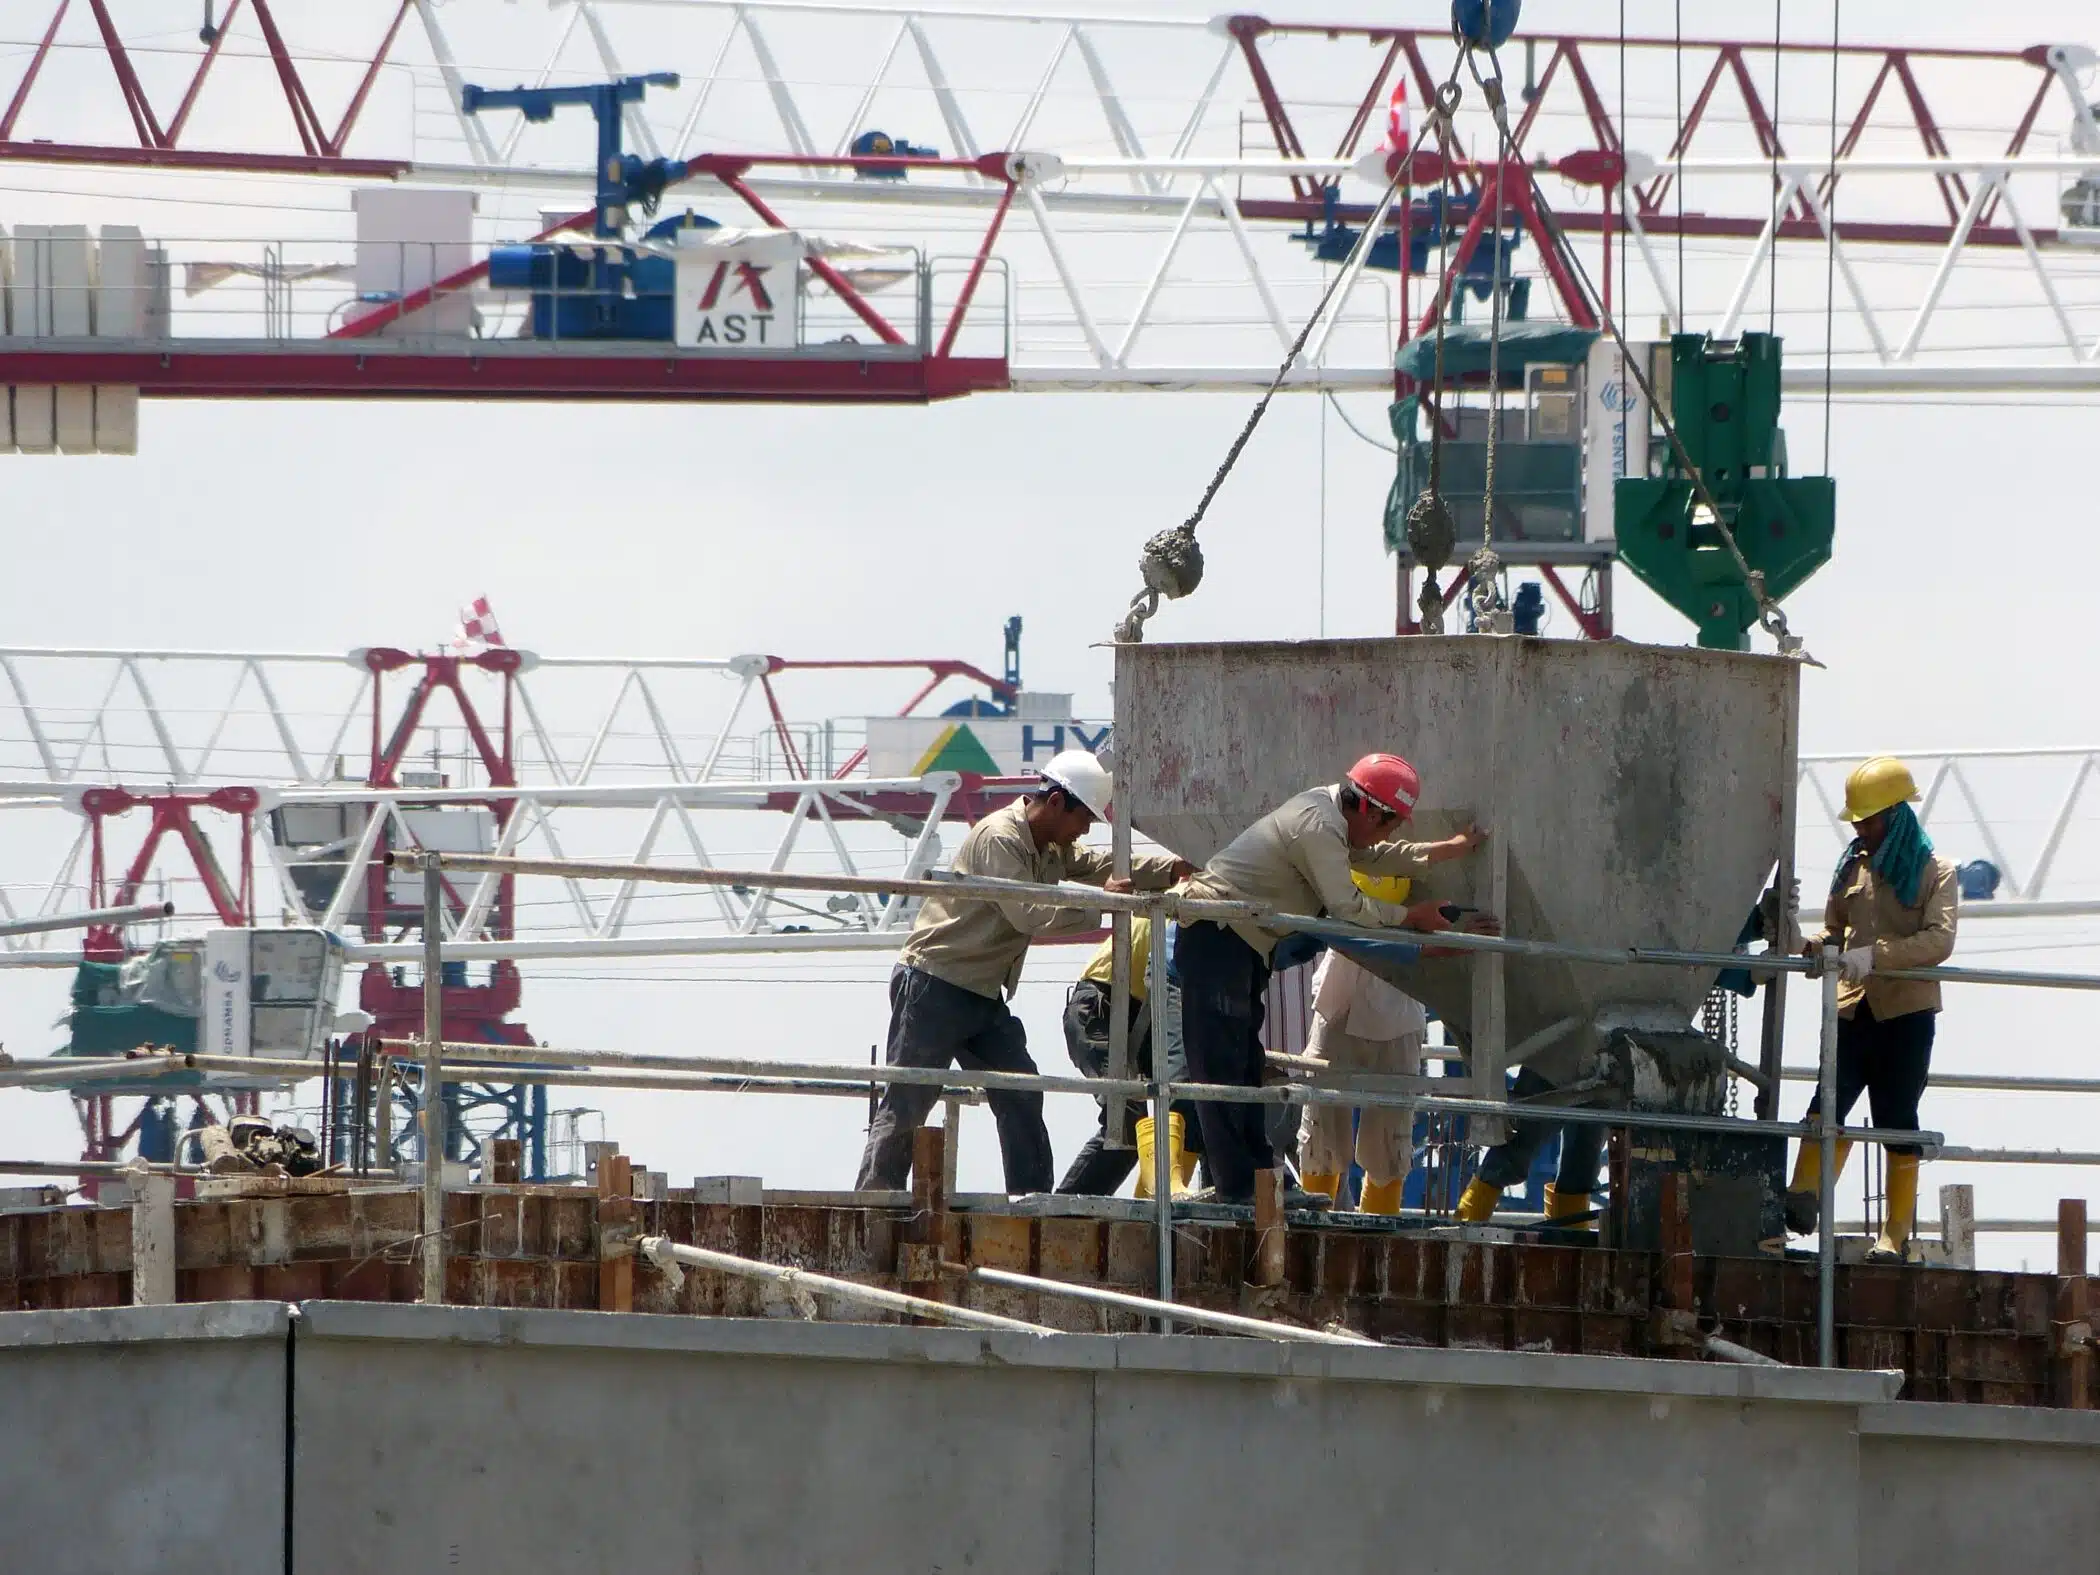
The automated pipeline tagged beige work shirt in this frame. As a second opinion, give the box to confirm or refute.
[1813,851,1959,1020]
[1180,786,1434,958]
[898,800,1180,1000]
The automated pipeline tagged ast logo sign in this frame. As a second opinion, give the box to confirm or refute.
[675,234,804,349]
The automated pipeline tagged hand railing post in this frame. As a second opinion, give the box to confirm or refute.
[1817,944,1840,1368]
[421,852,447,1305]
[1147,898,1175,1331]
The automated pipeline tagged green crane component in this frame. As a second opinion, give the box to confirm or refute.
[1612,332,1834,650]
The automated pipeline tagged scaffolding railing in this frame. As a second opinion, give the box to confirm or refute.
[11,848,2098,1367]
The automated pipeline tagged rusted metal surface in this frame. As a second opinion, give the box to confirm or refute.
[1,1189,2094,1407]
[1113,637,1798,1079]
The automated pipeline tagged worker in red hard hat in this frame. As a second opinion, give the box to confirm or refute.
[854,749,1191,1196]
[1174,752,1498,1208]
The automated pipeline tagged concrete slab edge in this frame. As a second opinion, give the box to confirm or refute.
[1860,1400,2100,1449]
[290,1302,1900,1406]
[0,1299,290,1349]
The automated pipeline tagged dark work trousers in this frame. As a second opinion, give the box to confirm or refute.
[1803,1002,1936,1157]
[854,965,1053,1194]
[1055,980,1203,1195]
[1476,1065,1607,1193]
[1174,920,1274,1204]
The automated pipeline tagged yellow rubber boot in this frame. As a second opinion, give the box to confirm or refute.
[1358,1176,1404,1215]
[1543,1183,1595,1229]
[1135,1115,1191,1200]
[1456,1176,1502,1223]
[1868,1152,1919,1264]
[1784,1137,1854,1235]
[1166,1114,1194,1194]
[1301,1172,1343,1209]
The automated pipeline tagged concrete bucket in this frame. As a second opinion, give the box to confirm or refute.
[1113,637,1799,1097]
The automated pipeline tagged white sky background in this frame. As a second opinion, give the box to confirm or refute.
[0,0,2098,1266]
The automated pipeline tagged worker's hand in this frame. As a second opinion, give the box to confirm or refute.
[1168,859,1197,883]
[1838,945,1875,983]
[1423,909,1501,958]
[1103,876,1136,895]
[1403,898,1454,934]
[1447,824,1488,856]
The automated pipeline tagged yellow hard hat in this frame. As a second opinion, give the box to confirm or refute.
[1842,756,1920,824]
[1352,870,1412,904]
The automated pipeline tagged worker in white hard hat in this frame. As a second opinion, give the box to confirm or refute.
[1785,755,1959,1263]
[1296,870,1455,1215]
[1173,752,1496,1209]
[854,749,1191,1195]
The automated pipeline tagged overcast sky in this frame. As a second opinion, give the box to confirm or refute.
[2,0,2097,1265]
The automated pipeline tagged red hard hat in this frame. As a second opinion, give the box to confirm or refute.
[1346,752,1420,818]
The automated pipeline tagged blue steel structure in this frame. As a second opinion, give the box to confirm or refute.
[465,73,705,341]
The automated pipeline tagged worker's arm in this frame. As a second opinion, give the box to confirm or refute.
[1293,822,1417,930]
[1351,837,1438,877]
[1874,863,1959,972]
[1412,824,1489,866]
[1065,845,1188,891]
[973,826,1106,938]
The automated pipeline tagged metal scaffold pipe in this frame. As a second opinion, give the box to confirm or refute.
[946,1261,1379,1347]
[22,1048,1945,1156]
[638,1237,1054,1334]
[384,851,2100,994]
[0,901,173,939]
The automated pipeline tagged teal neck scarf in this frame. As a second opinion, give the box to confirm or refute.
[1834,801,1933,908]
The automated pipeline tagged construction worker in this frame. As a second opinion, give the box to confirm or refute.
[1053,914,1202,1197]
[1175,753,1495,1208]
[1785,755,1959,1262]
[1297,872,1447,1215]
[854,750,1189,1195]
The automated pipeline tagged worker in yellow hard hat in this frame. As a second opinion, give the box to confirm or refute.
[1297,871,1439,1214]
[1053,914,1203,1199]
[1786,755,1959,1263]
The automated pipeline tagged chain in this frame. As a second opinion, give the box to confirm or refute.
[1702,985,1742,1116]
[1468,40,1814,662]
[1117,47,1473,646]
[1404,77,1466,634]
[1464,43,1512,631]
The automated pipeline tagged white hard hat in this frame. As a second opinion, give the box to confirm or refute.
[1039,749,1113,819]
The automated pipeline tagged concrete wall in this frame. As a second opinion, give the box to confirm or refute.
[0,1302,287,1575]
[1859,1405,2100,1574]
[4,1302,2097,1575]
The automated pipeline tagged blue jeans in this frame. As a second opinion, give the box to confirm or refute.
[1476,1065,1605,1193]
[1805,1003,1935,1157]
[855,965,1052,1193]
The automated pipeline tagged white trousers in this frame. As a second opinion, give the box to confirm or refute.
[1298,1018,1426,1185]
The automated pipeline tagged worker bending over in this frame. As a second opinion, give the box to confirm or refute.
[1299,872,1465,1215]
[855,751,1188,1194]
[1176,753,1494,1208]
[1054,914,1203,1198]
[1786,755,1958,1263]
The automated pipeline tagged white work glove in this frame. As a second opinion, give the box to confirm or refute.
[1838,945,1875,984]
